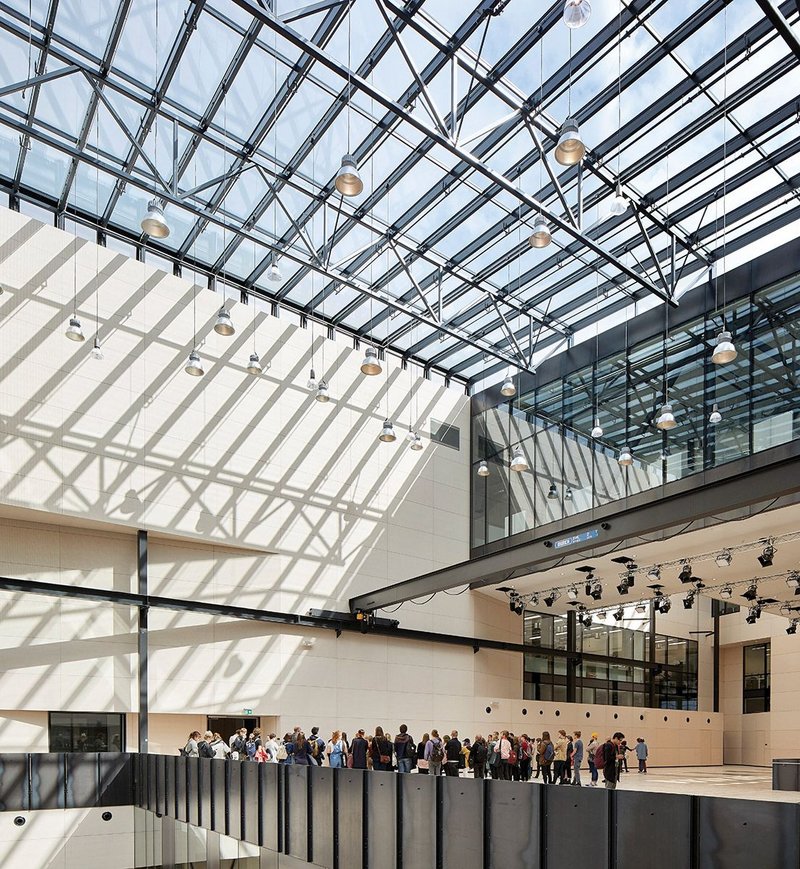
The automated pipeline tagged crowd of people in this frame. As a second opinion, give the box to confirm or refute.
[181,725,650,790]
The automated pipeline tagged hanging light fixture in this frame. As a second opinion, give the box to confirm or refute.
[360,346,382,376]
[565,486,573,501]
[711,330,737,365]
[563,0,591,28]
[335,154,363,197]
[555,118,586,166]
[500,375,516,397]
[709,403,722,425]
[184,350,204,377]
[213,307,235,336]
[478,460,490,477]
[547,483,558,500]
[609,183,628,215]
[529,215,552,248]
[379,419,397,443]
[246,352,263,376]
[91,337,104,360]
[405,427,416,444]
[618,445,633,466]
[65,315,85,342]
[590,417,603,439]
[315,380,330,403]
[510,446,529,473]
[307,368,318,390]
[410,433,424,451]
[140,198,170,238]
[656,401,677,431]
[267,259,282,283]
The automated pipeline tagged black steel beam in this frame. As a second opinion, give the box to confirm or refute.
[349,443,800,612]
[755,0,800,61]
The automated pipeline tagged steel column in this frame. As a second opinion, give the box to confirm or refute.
[137,529,149,755]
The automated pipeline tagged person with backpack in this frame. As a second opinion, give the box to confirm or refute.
[586,733,600,786]
[293,731,312,766]
[309,726,326,766]
[496,730,513,781]
[571,731,584,786]
[415,733,429,774]
[553,730,568,784]
[370,726,392,772]
[209,732,230,759]
[600,732,625,790]
[394,724,415,773]
[470,735,488,779]
[231,729,248,761]
[197,731,215,760]
[518,734,533,782]
[425,729,445,776]
[182,731,201,757]
[538,731,554,784]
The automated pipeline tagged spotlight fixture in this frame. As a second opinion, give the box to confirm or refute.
[315,380,330,403]
[658,597,672,614]
[609,183,627,215]
[582,613,593,628]
[711,330,737,365]
[334,154,364,197]
[709,403,722,425]
[307,368,318,390]
[410,433,424,451]
[625,572,635,588]
[656,401,677,431]
[477,460,490,478]
[590,417,603,439]
[647,566,661,581]
[616,581,629,596]
[683,592,695,610]
[510,447,529,473]
[555,118,586,166]
[678,563,692,583]
[544,591,560,608]
[378,419,397,443]
[719,585,733,600]
[745,605,760,625]
[565,487,573,501]
[613,606,624,622]
[758,543,775,568]
[500,375,516,397]
[596,610,607,620]
[742,583,758,602]
[246,352,263,376]
[213,307,235,336]
[787,619,798,636]
[184,350,204,377]
[547,483,558,500]
[529,215,552,248]
[715,550,732,568]
[140,198,170,238]
[360,346,382,376]
[590,582,603,601]
[635,603,647,614]
[90,337,104,360]
[267,259,282,283]
[563,0,591,27]
[65,315,85,342]
[786,572,800,590]
[513,598,525,615]
[618,445,633,466]
[567,586,579,600]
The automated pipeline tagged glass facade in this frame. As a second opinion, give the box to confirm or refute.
[472,275,800,548]
[743,642,771,714]
[48,711,125,752]
[523,611,699,710]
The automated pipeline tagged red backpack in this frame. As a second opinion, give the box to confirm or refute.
[594,743,606,770]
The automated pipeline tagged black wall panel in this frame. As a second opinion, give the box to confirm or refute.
[261,762,281,852]
[310,765,334,869]
[30,753,65,809]
[616,791,691,869]
[545,784,607,869]
[228,760,243,841]
[146,754,158,813]
[337,769,364,869]
[442,775,483,869]
[367,771,397,869]
[175,756,188,822]
[66,753,99,808]
[285,764,308,860]
[154,754,167,815]
[165,755,177,818]
[0,755,29,811]
[211,758,227,834]
[400,772,436,869]
[198,758,213,829]
[698,797,800,869]
[187,756,199,826]
[242,760,260,845]
[486,780,539,869]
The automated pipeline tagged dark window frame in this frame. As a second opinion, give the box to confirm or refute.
[48,711,126,753]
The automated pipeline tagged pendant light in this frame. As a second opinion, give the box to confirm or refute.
[656,402,677,431]
[246,352,263,376]
[712,330,737,365]
[500,374,516,397]
[185,350,204,377]
[656,294,677,431]
[405,426,416,443]
[555,118,585,166]
[267,259,282,283]
[361,346,382,375]
[709,403,722,425]
[336,8,364,197]
[565,486,574,501]
[379,419,396,443]
[618,445,633,466]
[410,433,423,451]
[563,0,591,28]
[591,417,603,439]
[477,460,490,477]
[213,306,234,336]
[547,483,558,500]
[315,380,330,403]
[529,215,552,248]
[65,316,85,342]
[510,446,529,473]
[307,368,317,390]
[141,198,170,239]
[609,184,627,216]
[91,337,104,360]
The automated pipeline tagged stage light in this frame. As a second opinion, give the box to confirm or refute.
[647,566,661,581]
[590,583,603,601]
[720,586,733,600]
[758,543,775,568]
[787,619,798,636]
[787,572,800,590]
[715,550,732,568]
[679,563,692,583]
[626,571,635,587]
[616,581,629,596]
[742,584,758,602]
[683,592,695,610]
[613,606,624,622]
[567,586,579,600]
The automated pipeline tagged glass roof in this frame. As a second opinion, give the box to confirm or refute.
[0,0,798,387]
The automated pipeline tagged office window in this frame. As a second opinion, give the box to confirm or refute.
[743,642,770,713]
[49,712,125,752]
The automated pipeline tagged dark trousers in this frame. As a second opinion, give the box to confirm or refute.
[520,758,531,781]
[541,763,553,784]
[500,760,512,780]
[553,760,565,782]
[444,761,459,776]
[473,761,486,779]
[638,758,647,772]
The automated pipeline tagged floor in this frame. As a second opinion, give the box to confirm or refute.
[536,764,800,803]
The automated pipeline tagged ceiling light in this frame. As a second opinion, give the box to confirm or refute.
[547,483,558,500]
[379,419,397,443]
[90,337,103,360]
[609,183,627,215]
[742,584,758,602]
[360,346,382,376]
[613,606,624,622]
[590,582,603,601]
[582,614,593,628]
[711,330,737,365]
[307,368,318,390]
[658,597,672,614]
[787,619,798,636]
[500,375,516,397]
[405,427,416,443]
[184,350,204,377]
[477,460,490,477]
[596,610,606,620]
[563,0,591,28]
[529,214,552,248]
[709,403,722,425]
[567,586,579,600]
[410,433,424,451]
[267,260,282,283]
[565,486,573,501]
[544,591,560,607]
[715,550,732,568]
[315,380,330,403]
[656,402,677,431]
[618,445,633,466]
[590,417,603,439]
[786,572,800,590]
[647,566,661,581]
[616,581,629,596]
[510,447,529,473]
[683,592,695,610]
[625,572,635,588]
[719,585,732,600]
[758,544,775,568]
[65,315,85,342]
[635,603,647,614]
[679,563,692,583]
[246,352,263,376]
[555,117,586,166]
[140,198,170,238]
[335,154,363,197]
[746,605,761,625]
[213,307,235,336]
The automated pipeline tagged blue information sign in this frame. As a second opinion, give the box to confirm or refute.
[552,529,600,550]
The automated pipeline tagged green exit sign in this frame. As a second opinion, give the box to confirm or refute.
[243,708,253,715]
